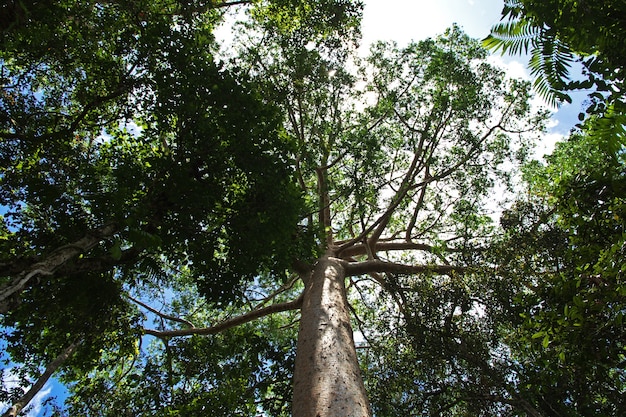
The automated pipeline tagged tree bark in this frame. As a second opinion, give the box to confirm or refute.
[292,256,371,417]
[2,341,79,417]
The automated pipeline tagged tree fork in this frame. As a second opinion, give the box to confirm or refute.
[292,255,371,417]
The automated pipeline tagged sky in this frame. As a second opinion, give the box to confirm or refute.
[1,1,581,415]
[361,0,505,45]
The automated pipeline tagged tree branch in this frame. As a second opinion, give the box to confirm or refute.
[316,166,334,247]
[0,223,118,314]
[252,275,300,310]
[405,166,430,240]
[341,259,464,277]
[55,247,142,276]
[128,295,196,329]
[143,293,304,338]
[339,241,438,258]
[2,341,79,417]
[212,0,253,8]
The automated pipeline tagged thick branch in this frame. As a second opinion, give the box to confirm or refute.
[316,166,333,247]
[369,149,424,245]
[212,0,253,8]
[144,293,304,338]
[339,241,437,258]
[55,247,141,276]
[0,223,118,313]
[405,167,430,240]
[342,259,464,277]
[366,102,450,247]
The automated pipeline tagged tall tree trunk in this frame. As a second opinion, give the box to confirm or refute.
[2,341,79,417]
[292,255,371,417]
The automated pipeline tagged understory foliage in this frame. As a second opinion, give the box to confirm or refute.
[1,1,624,416]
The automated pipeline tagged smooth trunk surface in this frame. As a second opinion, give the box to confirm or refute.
[292,256,371,417]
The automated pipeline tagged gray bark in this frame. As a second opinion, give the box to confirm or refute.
[0,223,117,314]
[292,255,371,417]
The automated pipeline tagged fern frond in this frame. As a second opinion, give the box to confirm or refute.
[528,34,575,106]
[483,19,541,55]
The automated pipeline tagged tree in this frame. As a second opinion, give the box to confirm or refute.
[1,2,549,416]
[483,4,626,414]
[1,0,349,414]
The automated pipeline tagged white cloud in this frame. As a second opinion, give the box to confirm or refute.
[25,383,53,417]
[534,131,564,160]
[486,55,530,81]
[360,0,504,49]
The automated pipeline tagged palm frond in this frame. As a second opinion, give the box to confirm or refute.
[484,15,576,107]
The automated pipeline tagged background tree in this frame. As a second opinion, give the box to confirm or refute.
[490,121,626,416]
[1,0,357,414]
[483,3,626,415]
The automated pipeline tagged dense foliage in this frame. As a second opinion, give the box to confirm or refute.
[1,1,624,416]
[0,1,360,414]
[494,124,626,416]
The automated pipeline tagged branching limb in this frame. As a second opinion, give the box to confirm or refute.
[0,223,118,314]
[341,259,464,277]
[316,166,334,247]
[405,166,430,240]
[56,247,141,276]
[336,150,430,254]
[128,295,196,328]
[339,241,438,259]
[144,293,304,338]
[2,341,80,417]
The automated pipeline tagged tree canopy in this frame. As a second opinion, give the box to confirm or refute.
[481,1,626,415]
[1,1,624,416]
